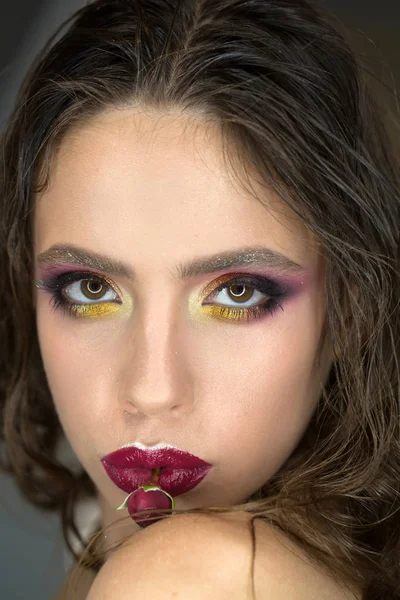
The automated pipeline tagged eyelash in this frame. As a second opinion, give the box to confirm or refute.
[36,271,288,322]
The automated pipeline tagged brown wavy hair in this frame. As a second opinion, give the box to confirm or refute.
[1,0,399,598]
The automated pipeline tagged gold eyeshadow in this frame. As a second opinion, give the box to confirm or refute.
[197,304,263,322]
[68,302,123,319]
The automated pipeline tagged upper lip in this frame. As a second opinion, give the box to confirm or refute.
[101,446,211,469]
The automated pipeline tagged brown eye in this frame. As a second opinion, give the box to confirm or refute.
[81,279,108,300]
[227,284,255,303]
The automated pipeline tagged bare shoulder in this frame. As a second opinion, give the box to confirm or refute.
[86,512,362,600]
[87,512,252,599]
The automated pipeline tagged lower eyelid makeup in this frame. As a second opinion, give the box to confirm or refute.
[198,302,282,322]
[64,302,122,318]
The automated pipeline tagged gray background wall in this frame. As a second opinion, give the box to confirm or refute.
[0,1,398,599]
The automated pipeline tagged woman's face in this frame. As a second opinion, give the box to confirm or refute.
[33,108,334,526]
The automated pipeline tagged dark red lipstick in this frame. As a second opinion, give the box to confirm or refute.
[101,446,212,497]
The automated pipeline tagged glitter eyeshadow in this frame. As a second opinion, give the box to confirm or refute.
[66,302,122,319]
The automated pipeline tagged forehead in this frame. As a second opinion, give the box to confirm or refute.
[34,108,319,268]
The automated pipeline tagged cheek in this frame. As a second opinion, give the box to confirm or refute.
[193,298,327,477]
[35,307,101,443]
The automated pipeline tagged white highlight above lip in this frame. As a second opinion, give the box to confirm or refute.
[119,441,179,451]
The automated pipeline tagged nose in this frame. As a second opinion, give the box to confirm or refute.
[118,315,194,418]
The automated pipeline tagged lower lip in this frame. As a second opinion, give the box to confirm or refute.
[102,463,212,497]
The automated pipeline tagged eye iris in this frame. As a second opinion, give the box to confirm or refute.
[82,280,106,300]
[228,284,254,303]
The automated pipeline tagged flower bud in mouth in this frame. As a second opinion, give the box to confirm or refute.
[116,468,175,528]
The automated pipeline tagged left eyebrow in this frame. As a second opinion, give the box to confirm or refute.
[36,243,307,281]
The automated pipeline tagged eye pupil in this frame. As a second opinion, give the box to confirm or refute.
[229,284,254,303]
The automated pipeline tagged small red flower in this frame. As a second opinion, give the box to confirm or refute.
[116,483,175,528]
